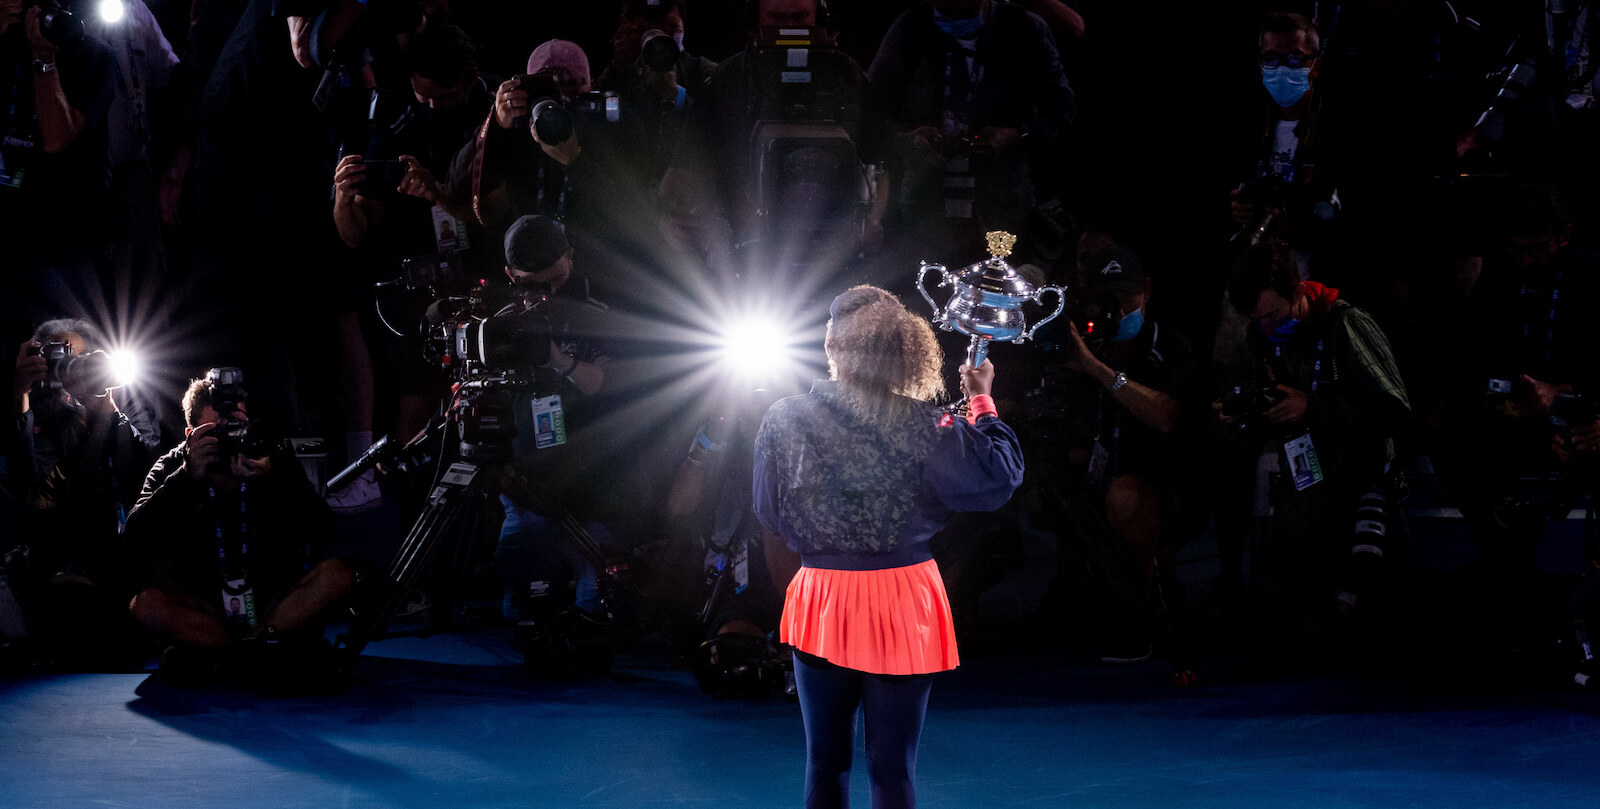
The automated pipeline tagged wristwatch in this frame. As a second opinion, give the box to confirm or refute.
[33,59,58,75]
[1111,371,1129,392]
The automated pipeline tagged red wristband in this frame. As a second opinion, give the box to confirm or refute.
[966,394,997,424]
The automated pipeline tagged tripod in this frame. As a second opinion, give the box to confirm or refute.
[330,384,621,665]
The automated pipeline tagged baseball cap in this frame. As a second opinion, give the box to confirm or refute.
[504,215,569,273]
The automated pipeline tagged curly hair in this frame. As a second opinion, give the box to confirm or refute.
[825,286,945,419]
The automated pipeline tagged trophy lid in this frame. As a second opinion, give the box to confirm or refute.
[951,231,1034,297]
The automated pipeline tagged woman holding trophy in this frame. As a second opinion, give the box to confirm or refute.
[752,283,1026,809]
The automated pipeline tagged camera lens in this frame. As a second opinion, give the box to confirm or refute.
[40,8,85,47]
[640,29,680,73]
[531,99,574,145]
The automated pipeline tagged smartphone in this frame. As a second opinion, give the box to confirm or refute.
[360,159,410,198]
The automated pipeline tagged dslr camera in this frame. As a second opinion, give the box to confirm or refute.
[29,341,75,394]
[29,341,118,398]
[204,367,285,461]
[1220,384,1288,437]
[516,72,619,146]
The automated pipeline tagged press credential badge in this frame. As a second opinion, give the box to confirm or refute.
[530,395,567,449]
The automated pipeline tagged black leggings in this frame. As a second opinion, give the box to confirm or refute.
[794,650,935,809]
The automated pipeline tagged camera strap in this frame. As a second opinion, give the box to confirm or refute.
[941,47,983,138]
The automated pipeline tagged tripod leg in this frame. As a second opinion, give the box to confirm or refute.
[338,463,486,659]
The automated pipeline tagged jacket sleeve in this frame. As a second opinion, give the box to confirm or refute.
[751,412,782,536]
[922,415,1026,512]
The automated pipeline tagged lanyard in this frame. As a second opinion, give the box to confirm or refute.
[942,47,982,135]
[1518,269,1562,363]
[4,60,39,145]
[208,480,250,584]
[1270,338,1326,391]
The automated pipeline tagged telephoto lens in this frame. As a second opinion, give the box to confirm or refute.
[640,28,680,73]
[1335,487,1388,614]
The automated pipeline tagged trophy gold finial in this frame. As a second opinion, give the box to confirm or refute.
[985,231,1017,259]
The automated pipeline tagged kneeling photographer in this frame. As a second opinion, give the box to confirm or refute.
[1216,240,1411,660]
[1424,183,1600,662]
[486,216,633,676]
[1050,247,1206,669]
[125,370,354,692]
[5,319,153,670]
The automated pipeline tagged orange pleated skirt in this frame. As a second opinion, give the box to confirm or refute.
[780,559,960,675]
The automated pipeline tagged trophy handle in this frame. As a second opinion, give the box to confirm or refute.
[1018,285,1067,344]
[916,262,949,322]
[967,335,990,370]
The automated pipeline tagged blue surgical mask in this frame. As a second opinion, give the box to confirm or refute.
[1113,308,1144,342]
[934,14,984,39]
[1262,66,1312,107]
[1265,317,1301,345]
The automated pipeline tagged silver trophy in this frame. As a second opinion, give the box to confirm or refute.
[917,231,1066,370]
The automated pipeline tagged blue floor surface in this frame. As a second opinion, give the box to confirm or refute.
[3,625,1598,809]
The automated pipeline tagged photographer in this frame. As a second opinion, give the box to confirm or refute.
[1224,13,1334,256]
[868,0,1075,259]
[489,216,628,639]
[332,21,487,253]
[1,0,115,314]
[445,38,648,288]
[595,0,717,188]
[1424,182,1600,648]
[125,371,354,690]
[1051,246,1205,666]
[5,319,152,669]
[332,21,491,462]
[1216,240,1411,657]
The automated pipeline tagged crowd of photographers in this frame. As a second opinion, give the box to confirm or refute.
[3,0,1600,693]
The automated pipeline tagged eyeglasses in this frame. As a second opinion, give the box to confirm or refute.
[1259,50,1317,69]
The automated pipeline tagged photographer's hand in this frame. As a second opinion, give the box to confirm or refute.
[1264,385,1309,424]
[960,358,995,400]
[23,5,55,63]
[13,340,45,414]
[0,0,22,36]
[1519,374,1566,416]
[1569,418,1600,454]
[907,126,942,154]
[610,18,646,71]
[1212,399,1238,426]
[494,76,528,130]
[333,154,366,202]
[973,126,1019,150]
[1062,322,1099,375]
[396,155,444,203]
[185,422,220,483]
[230,454,272,479]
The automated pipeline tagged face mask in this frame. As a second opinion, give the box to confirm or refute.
[1112,307,1144,342]
[1265,317,1300,345]
[934,14,984,39]
[673,32,684,49]
[1262,66,1312,107]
